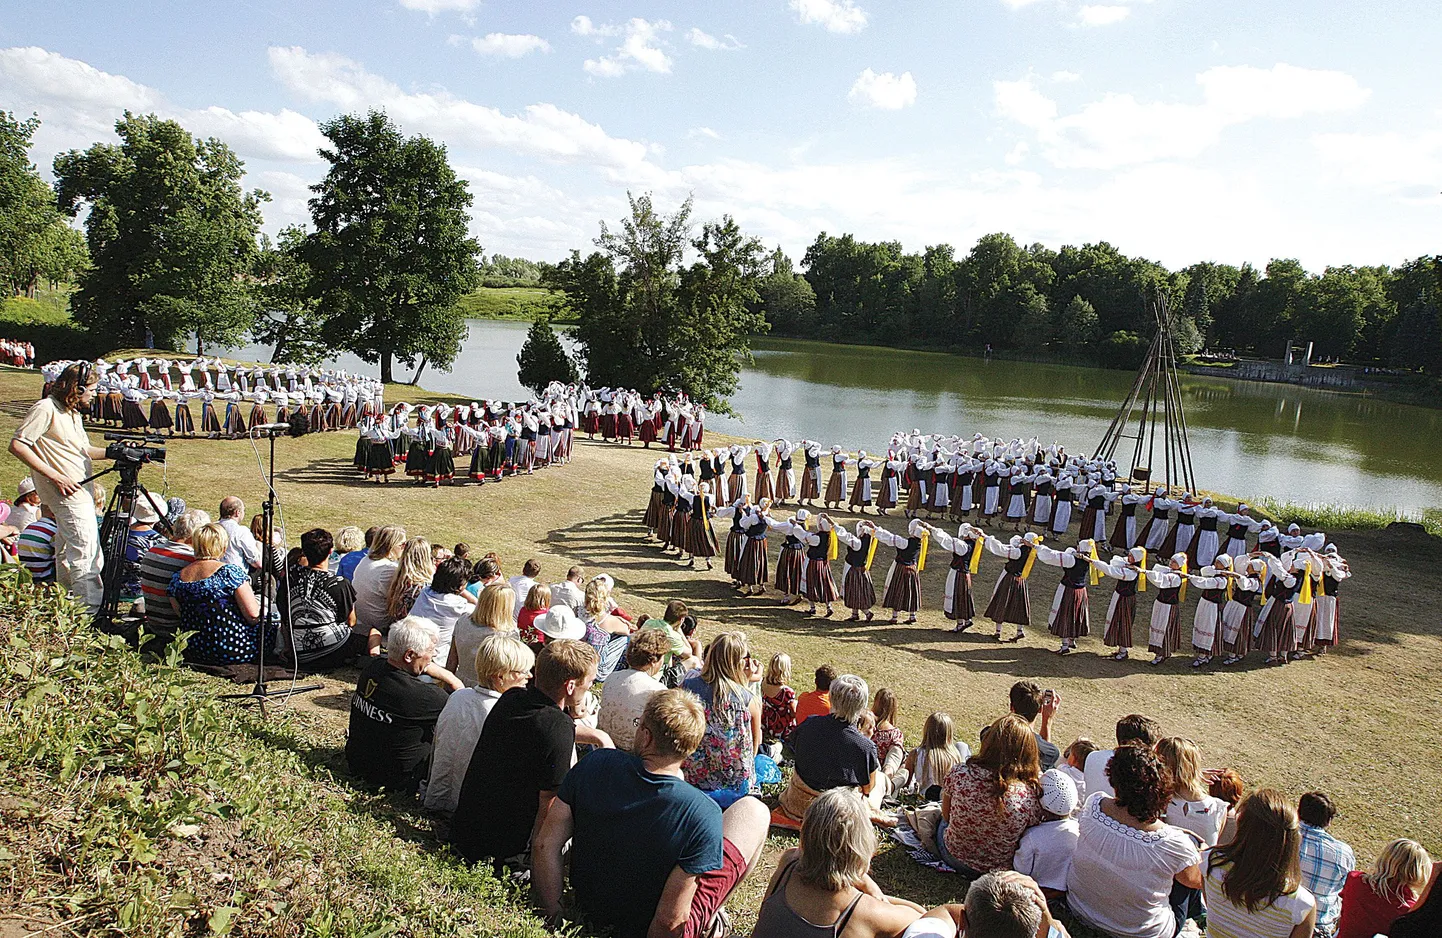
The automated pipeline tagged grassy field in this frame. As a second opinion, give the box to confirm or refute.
[1,362,1438,936]
[454,286,575,323]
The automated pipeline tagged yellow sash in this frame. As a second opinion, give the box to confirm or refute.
[865,535,879,571]
[1136,548,1147,592]
[1225,569,1234,602]
[1020,537,1042,580]
[826,529,838,562]
[1298,559,1313,604]
[1177,558,1189,603]
[918,532,929,572]
[968,537,983,575]
[1088,542,1101,586]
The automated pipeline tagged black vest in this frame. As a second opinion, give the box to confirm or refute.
[1226,521,1249,540]
[1202,587,1226,603]
[1177,509,1197,525]
[1061,559,1089,588]
[782,533,802,550]
[1057,487,1075,503]
[1200,515,1219,532]
[1322,573,1339,595]
[857,464,871,479]
[1088,494,1106,509]
[845,534,871,567]
[1004,545,1032,576]
[699,462,714,481]
[806,538,830,561]
[805,451,820,469]
[779,455,792,471]
[1116,574,1138,598]
[1158,584,1180,604]
[895,538,922,566]
[758,454,770,472]
[1152,507,1170,520]
[1121,501,1136,517]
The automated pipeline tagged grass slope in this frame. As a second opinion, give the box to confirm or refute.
[454,287,574,324]
[1,365,1439,936]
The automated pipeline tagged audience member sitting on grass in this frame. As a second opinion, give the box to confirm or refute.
[1066,743,1202,938]
[450,584,516,686]
[450,639,597,869]
[989,681,1060,772]
[533,688,770,938]
[1058,737,1096,805]
[508,558,541,618]
[332,525,364,574]
[899,871,1070,938]
[1012,769,1080,901]
[641,598,701,684]
[548,564,586,615]
[408,556,475,670]
[352,524,405,632]
[1201,788,1317,938]
[337,526,373,581]
[795,664,837,725]
[872,688,905,781]
[1297,791,1355,938]
[760,652,798,758]
[897,712,970,799]
[168,523,266,666]
[216,496,261,573]
[276,527,368,670]
[753,787,940,938]
[138,507,208,649]
[1083,712,1163,799]
[681,631,763,805]
[466,557,503,596]
[16,504,58,584]
[1207,768,1247,846]
[423,633,535,819]
[597,627,671,752]
[780,674,883,825]
[385,536,433,621]
[581,575,634,683]
[940,713,1043,876]
[1389,863,1442,938]
[345,615,457,794]
[1336,838,1432,938]
[1156,736,1228,848]
[120,491,166,603]
[516,584,549,644]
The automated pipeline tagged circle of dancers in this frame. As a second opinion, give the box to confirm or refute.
[0,339,36,368]
[643,432,1353,670]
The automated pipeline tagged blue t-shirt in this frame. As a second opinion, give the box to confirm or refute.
[336,550,366,581]
[559,749,723,938]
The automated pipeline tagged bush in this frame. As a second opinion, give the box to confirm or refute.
[1,294,105,361]
[1098,330,1146,370]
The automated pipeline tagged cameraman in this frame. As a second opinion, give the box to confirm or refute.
[9,362,109,612]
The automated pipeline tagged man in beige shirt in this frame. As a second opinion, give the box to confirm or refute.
[10,363,109,611]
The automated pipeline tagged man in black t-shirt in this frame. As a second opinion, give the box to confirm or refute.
[277,528,363,670]
[788,674,880,793]
[450,639,598,867]
[345,616,450,793]
[989,681,1061,772]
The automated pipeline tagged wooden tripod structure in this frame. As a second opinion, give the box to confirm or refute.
[1093,291,1197,494]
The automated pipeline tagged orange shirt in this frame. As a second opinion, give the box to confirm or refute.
[795,690,831,725]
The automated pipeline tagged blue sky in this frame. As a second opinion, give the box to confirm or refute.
[2,0,1438,270]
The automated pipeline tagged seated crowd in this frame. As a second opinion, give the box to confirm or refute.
[21,489,1435,938]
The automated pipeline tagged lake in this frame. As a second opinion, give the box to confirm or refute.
[222,321,1442,512]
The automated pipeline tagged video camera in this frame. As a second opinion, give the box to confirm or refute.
[103,432,168,466]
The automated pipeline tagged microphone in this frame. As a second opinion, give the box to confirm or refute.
[250,423,291,433]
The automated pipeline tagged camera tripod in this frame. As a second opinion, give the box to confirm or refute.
[84,456,170,635]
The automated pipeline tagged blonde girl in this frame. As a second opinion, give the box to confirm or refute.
[385,536,434,620]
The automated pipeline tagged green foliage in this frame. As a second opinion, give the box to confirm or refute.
[0,112,89,299]
[1057,295,1100,347]
[1098,330,1147,370]
[301,111,481,383]
[454,287,573,322]
[478,254,546,287]
[251,226,330,365]
[53,112,267,352]
[516,317,578,393]
[0,292,104,361]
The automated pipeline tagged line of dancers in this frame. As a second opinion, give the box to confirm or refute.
[644,453,1353,670]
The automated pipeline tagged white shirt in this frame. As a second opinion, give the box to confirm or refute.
[596,667,665,752]
[1083,748,1116,799]
[409,587,476,673]
[1014,817,1081,892]
[507,574,538,619]
[1060,762,1087,804]
[1203,858,1315,938]
[1166,795,1229,847]
[550,580,585,615]
[218,517,261,570]
[421,686,502,816]
[351,556,398,631]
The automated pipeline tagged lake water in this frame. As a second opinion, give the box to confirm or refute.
[223,321,1442,512]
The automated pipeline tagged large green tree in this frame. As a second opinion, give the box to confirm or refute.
[516,317,578,394]
[1,112,88,298]
[300,110,480,383]
[53,112,266,350]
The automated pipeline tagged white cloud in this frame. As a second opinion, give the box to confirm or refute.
[1005,141,1031,165]
[995,64,1370,170]
[1000,0,1047,7]
[1313,130,1442,197]
[397,0,480,13]
[789,0,869,34]
[688,126,723,140]
[469,33,551,58]
[687,28,744,51]
[1077,5,1131,26]
[848,69,917,110]
[574,18,673,77]
[1051,70,1082,83]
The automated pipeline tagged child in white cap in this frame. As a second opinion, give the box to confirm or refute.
[1012,768,1081,900]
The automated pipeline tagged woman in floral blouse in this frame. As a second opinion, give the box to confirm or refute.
[681,631,763,803]
[871,687,905,779]
[761,652,798,750]
[939,712,1043,875]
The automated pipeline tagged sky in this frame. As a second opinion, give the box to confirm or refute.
[1,0,1439,272]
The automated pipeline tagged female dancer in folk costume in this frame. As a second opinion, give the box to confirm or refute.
[1161,494,1199,558]
[402,408,430,479]
[1028,468,1056,531]
[712,495,750,585]
[363,417,400,482]
[773,439,797,504]
[773,510,809,604]
[1003,464,1035,530]
[247,388,270,430]
[1255,520,1282,556]
[219,389,247,438]
[423,412,456,486]
[1136,488,1175,553]
[636,398,657,447]
[1220,504,1262,559]
[533,408,553,467]
[835,521,878,621]
[1254,552,1304,664]
[645,458,670,537]
[683,480,719,570]
[518,410,539,473]
[927,522,984,634]
[1283,542,1325,659]
[615,399,634,444]
[324,383,345,430]
[1186,560,1229,667]
[1078,477,1116,544]
[987,463,1012,519]
[727,444,751,503]
[904,455,930,519]
[582,396,601,437]
[1304,544,1350,653]
[173,390,199,437]
[1217,555,1264,666]
[737,500,783,596]
[1190,498,1227,567]
[1110,485,1145,550]
[457,422,493,483]
[871,518,930,625]
[1144,553,1190,666]
[1087,546,1147,660]
[753,440,776,503]
[146,388,174,435]
[950,454,977,521]
[823,446,855,510]
[670,480,695,560]
[1050,472,1080,536]
[1035,540,1096,655]
[798,442,824,505]
[926,452,952,517]
[792,513,841,617]
[876,452,904,515]
[848,451,878,513]
[690,405,706,450]
[982,531,1041,642]
[977,460,1000,518]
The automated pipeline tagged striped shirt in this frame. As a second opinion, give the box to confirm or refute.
[1204,859,1315,938]
[17,518,58,582]
[139,540,195,638]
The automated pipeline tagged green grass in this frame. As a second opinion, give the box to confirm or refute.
[1254,497,1442,538]
[454,287,575,323]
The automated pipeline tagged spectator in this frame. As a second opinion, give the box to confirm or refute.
[681,632,763,803]
[385,537,433,621]
[138,508,210,648]
[1060,737,1097,805]
[1157,737,1228,847]
[450,584,516,686]
[760,652,798,758]
[336,525,371,581]
[509,558,541,619]
[549,564,586,615]
[898,712,971,799]
[216,496,261,571]
[533,689,771,938]
[991,681,1061,772]
[276,528,367,670]
[11,477,41,532]
[450,639,598,867]
[1083,713,1162,799]
[408,556,476,670]
[466,557,504,597]
[1297,792,1355,938]
[753,788,938,938]
[516,583,550,644]
[581,576,633,683]
[781,674,882,824]
[795,664,837,724]
[872,688,905,781]
[641,599,699,684]
[120,491,166,603]
[423,632,535,818]
[533,604,586,646]
[1067,744,1202,938]
[331,524,363,570]
[452,542,471,562]
[1337,838,1431,938]
[1390,865,1442,938]
[16,506,58,584]
[352,524,406,632]
[344,615,454,794]
[430,544,452,566]
[168,523,266,666]
[1207,768,1247,846]
[1013,769,1081,900]
[939,714,1043,876]
[247,512,285,600]
[597,628,671,751]
[1202,788,1317,938]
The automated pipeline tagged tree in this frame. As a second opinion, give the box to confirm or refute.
[252,226,329,364]
[1,113,90,298]
[758,247,817,335]
[516,317,578,393]
[301,110,480,383]
[53,112,267,350]
[1057,295,1100,348]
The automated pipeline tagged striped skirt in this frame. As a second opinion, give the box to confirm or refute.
[843,564,876,611]
[1148,601,1183,656]
[1103,592,1137,648]
[944,568,975,621]
[1221,600,1256,655]
[644,489,664,530]
[725,529,745,577]
[173,403,194,435]
[802,558,839,603]
[799,468,821,502]
[1049,585,1090,639]
[738,537,769,586]
[881,563,921,613]
[775,545,804,594]
[1255,599,1294,657]
[688,514,718,558]
[984,572,1030,627]
[201,403,221,433]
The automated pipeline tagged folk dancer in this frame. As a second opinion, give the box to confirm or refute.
[1036,540,1095,655]
[1087,546,1147,661]
[1050,472,1080,536]
[683,480,719,570]
[926,453,952,517]
[981,460,1004,517]
[1145,553,1189,666]
[1221,505,1262,559]
[1137,488,1175,553]
[904,455,930,519]
[1309,545,1350,654]
[1028,468,1056,531]
[983,531,1041,642]
[774,439,797,504]
[876,452,904,515]
[928,522,983,634]
[423,411,456,486]
[1161,495,1199,558]
[848,451,878,513]
[645,459,670,537]
[364,418,399,482]
[736,500,781,596]
[1078,477,1115,544]
[823,446,854,510]
[1003,464,1034,530]
[774,510,809,605]
[1186,562,1229,667]
[1110,485,1144,550]
[1191,498,1225,567]
[1217,555,1264,666]
[871,518,929,625]
[793,513,841,617]
[727,444,751,503]
[1254,552,1304,665]
[754,440,776,503]
[835,521,878,621]
[713,495,750,586]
